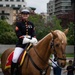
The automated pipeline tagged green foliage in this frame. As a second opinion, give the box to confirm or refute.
[29,14,50,40]
[0,20,17,44]
[0,15,50,44]
[0,32,17,44]
[51,16,62,30]
[0,15,74,45]
[0,20,13,34]
[67,22,74,45]
[48,16,74,45]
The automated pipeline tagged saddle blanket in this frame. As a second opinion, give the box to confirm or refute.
[5,50,26,70]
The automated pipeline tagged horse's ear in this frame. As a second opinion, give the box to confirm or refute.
[64,28,69,35]
[51,30,58,39]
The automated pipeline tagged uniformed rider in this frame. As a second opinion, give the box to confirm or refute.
[11,8,37,75]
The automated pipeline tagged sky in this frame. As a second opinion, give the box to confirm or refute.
[26,0,49,14]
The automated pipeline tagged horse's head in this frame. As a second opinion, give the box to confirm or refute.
[51,29,68,68]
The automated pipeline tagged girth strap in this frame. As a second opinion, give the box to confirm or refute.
[27,52,49,75]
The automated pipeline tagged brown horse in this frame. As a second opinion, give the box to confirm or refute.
[1,29,68,75]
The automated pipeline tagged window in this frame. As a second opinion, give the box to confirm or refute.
[10,0,14,1]
[18,5,21,8]
[5,0,9,1]
[22,0,24,2]
[16,0,20,1]
[2,10,4,14]
[0,4,3,7]
[6,4,9,7]
[23,5,25,7]
[11,5,15,7]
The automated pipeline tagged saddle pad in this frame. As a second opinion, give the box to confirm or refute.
[5,51,26,70]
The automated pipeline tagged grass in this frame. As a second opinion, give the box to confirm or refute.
[66,53,74,57]
[50,53,74,58]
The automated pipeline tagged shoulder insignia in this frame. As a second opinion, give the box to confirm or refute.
[15,26,19,31]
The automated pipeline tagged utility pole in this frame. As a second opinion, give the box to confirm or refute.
[71,0,75,67]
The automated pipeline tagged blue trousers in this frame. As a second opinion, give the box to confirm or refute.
[53,67,62,75]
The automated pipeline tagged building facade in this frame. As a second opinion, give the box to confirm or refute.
[0,0,26,24]
[0,0,26,8]
[47,0,55,21]
[47,0,73,26]
[55,0,72,16]
[47,0,72,17]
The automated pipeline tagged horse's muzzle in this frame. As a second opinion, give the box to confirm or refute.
[58,60,66,68]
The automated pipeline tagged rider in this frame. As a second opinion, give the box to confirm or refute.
[11,7,37,75]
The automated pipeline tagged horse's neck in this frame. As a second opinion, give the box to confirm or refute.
[36,33,53,62]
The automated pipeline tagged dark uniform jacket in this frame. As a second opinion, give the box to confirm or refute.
[67,65,75,75]
[15,20,36,48]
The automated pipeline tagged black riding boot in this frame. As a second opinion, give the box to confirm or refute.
[11,62,18,75]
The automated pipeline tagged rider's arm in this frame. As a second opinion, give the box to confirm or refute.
[15,22,24,39]
[31,23,36,38]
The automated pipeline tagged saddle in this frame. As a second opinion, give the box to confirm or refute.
[5,43,32,70]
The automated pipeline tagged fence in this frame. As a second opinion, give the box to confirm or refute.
[0,45,74,54]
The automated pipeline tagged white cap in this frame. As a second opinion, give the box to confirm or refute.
[20,7,30,14]
[21,9,30,13]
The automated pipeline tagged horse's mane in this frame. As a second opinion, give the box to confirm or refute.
[37,33,52,44]
[38,30,67,44]
[54,30,67,43]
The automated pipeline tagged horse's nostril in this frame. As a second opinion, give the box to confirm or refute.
[61,63,63,66]
[60,63,65,68]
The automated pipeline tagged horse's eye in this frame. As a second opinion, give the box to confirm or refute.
[55,44,59,47]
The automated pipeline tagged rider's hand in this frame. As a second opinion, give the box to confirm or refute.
[22,37,30,44]
[19,36,24,39]
[30,37,38,45]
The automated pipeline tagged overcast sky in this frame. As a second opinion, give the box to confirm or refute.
[26,0,49,14]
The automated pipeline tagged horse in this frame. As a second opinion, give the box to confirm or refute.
[1,29,68,75]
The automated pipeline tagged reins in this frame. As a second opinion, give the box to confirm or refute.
[27,52,50,75]
[33,46,61,68]
[27,46,51,75]
[50,39,66,61]
[27,44,61,75]
[26,33,66,75]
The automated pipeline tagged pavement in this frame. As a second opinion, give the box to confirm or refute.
[0,57,74,73]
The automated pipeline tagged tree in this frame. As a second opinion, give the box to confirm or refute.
[67,22,74,45]
[0,20,17,44]
[51,16,62,30]
[29,14,50,40]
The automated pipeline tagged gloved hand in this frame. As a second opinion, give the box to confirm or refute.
[22,37,30,44]
[30,37,38,45]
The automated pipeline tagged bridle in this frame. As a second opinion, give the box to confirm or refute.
[27,37,66,75]
[27,46,50,75]
[50,39,66,61]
